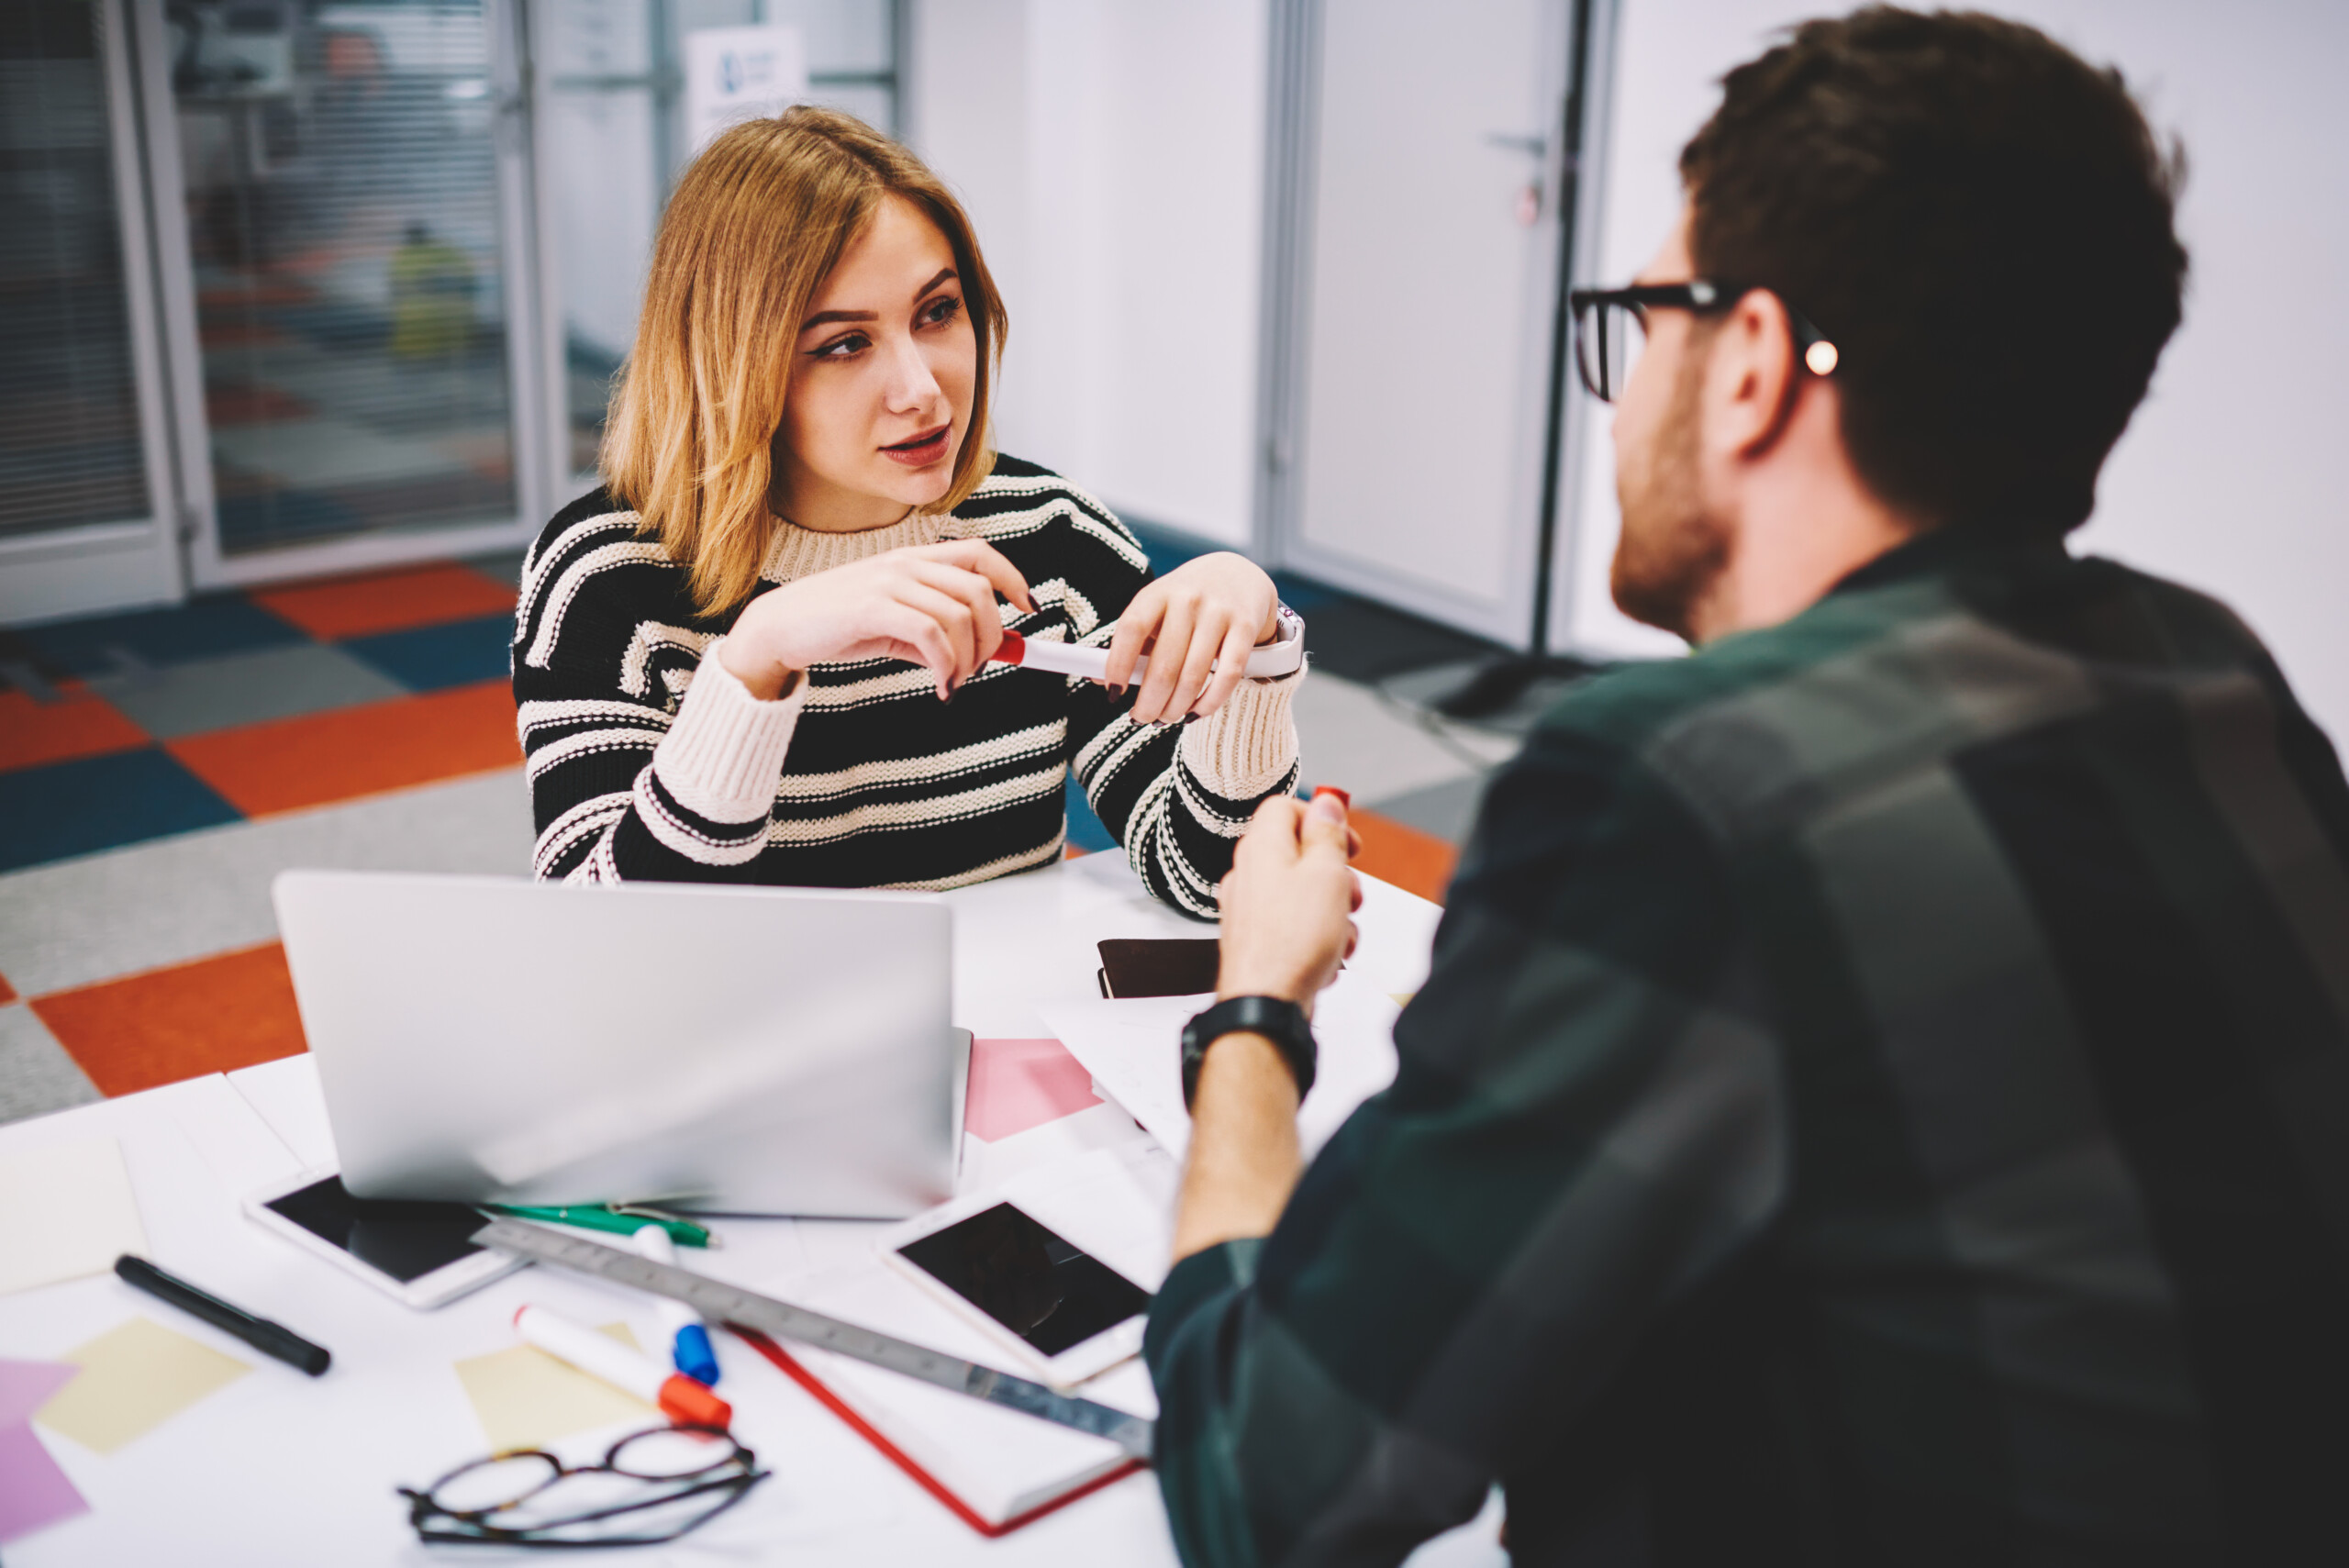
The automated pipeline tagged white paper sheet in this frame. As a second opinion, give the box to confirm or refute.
[0,1137,148,1298]
[1040,973,1402,1164]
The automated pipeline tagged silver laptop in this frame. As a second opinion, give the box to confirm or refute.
[272,871,963,1218]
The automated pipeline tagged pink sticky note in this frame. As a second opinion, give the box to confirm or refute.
[965,1038,1102,1142]
[0,1361,78,1427]
[0,1421,89,1544]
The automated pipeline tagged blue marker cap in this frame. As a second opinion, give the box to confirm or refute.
[672,1322,720,1386]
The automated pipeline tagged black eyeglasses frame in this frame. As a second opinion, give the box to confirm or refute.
[400,1425,770,1551]
[1566,281,1835,403]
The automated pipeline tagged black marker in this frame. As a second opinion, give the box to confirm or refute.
[114,1255,332,1377]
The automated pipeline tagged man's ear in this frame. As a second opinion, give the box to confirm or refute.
[1705,289,1803,461]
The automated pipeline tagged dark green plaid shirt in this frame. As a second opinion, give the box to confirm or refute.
[1145,531,2349,1566]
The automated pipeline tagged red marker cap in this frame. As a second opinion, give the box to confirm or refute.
[994,630,1028,665]
[1312,785,1351,809]
[658,1373,731,1430]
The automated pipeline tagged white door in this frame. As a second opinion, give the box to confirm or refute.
[1279,0,1573,645]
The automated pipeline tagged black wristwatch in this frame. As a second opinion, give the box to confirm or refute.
[1180,996,1317,1110]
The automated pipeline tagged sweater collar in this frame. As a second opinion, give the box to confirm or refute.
[760,507,952,584]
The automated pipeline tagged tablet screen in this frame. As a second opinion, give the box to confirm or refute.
[896,1202,1150,1357]
[266,1175,485,1284]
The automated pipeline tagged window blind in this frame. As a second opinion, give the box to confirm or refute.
[0,0,153,541]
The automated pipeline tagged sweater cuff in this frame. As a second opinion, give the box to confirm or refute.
[651,637,807,823]
[1181,662,1305,801]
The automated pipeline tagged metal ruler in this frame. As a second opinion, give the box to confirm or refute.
[473,1218,1154,1462]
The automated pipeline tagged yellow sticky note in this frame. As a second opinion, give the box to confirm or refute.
[453,1323,655,1451]
[37,1316,250,1455]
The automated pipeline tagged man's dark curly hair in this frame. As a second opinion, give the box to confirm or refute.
[1680,7,2188,537]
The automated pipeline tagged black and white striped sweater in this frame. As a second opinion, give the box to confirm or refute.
[510,456,1304,917]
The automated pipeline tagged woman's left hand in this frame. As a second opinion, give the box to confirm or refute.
[1103,552,1282,724]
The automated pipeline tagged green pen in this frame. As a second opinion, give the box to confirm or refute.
[486,1203,716,1249]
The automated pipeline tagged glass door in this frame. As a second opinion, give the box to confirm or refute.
[139,0,546,586]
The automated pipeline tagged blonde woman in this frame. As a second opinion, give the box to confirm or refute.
[511,108,1304,916]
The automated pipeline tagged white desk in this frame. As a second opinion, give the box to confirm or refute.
[0,855,1491,1565]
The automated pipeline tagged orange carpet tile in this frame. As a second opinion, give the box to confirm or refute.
[250,562,518,640]
[1351,808,1457,905]
[0,684,148,773]
[32,941,307,1097]
[166,679,523,817]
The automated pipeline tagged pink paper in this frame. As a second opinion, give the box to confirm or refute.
[0,1361,78,1426]
[0,1421,89,1544]
[964,1038,1101,1142]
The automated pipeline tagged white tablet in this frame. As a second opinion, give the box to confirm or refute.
[243,1168,523,1309]
[879,1194,1152,1386]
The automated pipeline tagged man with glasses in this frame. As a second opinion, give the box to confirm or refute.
[1146,8,2349,1565]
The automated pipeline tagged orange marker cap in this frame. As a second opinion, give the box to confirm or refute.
[658,1372,731,1429]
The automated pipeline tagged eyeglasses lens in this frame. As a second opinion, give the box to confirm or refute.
[1575,299,1648,403]
[610,1426,741,1482]
[431,1452,562,1516]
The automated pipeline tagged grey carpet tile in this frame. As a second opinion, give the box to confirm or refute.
[0,1005,101,1127]
[86,642,410,740]
[1290,673,1488,804]
[1360,773,1490,847]
[0,768,537,997]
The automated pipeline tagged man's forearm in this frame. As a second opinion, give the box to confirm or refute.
[1171,1031,1304,1261]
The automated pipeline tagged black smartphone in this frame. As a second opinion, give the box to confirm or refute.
[895,1201,1151,1378]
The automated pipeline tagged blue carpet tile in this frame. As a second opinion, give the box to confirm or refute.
[0,750,241,873]
[341,614,514,692]
[1065,773,1117,853]
[21,598,306,676]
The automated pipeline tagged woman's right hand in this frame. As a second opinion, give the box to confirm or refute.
[718,539,1035,701]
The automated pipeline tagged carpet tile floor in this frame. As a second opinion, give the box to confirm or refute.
[0,550,1539,1127]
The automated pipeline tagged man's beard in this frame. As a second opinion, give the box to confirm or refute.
[1610,348,1728,643]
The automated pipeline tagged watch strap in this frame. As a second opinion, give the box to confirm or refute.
[1238,604,1306,680]
[1182,995,1317,1110]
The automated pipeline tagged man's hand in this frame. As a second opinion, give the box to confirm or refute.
[1215,792,1362,1015]
[1171,791,1362,1262]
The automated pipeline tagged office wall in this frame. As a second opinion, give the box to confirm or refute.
[907,0,1267,548]
[1557,0,2349,749]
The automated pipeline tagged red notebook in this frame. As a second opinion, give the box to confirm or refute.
[737,1329,1145,1537]
[727,1251,1158,1537]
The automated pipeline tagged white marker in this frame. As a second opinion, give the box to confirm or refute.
[988,607,1306,685]
[632,1226,720,1386]
[513,1303,730,1429]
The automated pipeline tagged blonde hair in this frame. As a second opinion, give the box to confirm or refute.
[603,107,1008,618]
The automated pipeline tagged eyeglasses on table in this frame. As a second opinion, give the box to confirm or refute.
[401,1424,769,1549]
[1568,279,1840,402]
